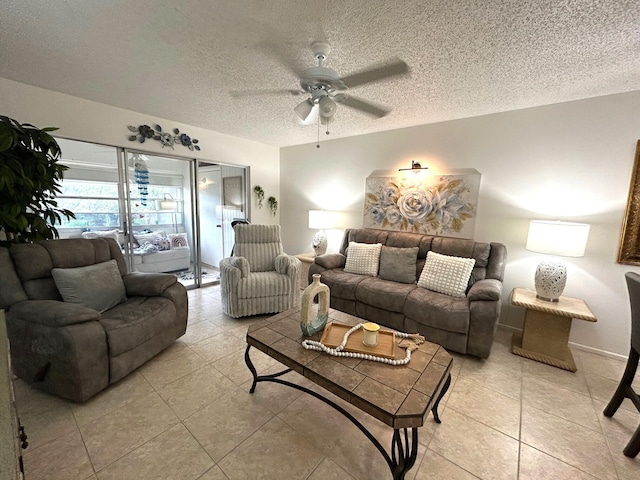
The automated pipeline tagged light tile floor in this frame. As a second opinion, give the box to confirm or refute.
[15,286,640,479]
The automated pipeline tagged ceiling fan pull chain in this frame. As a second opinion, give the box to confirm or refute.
[316,114,320,148]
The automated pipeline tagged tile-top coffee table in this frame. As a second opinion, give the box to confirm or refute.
[245,308,452,480]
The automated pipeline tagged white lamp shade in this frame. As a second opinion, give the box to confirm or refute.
[526,220,590,257]
[308,210,335,229]
[294,100,314,121]
[159,200,177,211]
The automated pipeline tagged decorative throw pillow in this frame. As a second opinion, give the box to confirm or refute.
[378,246,419,284]
[153,236,171,251]
[344,242,383,277]
[417,251,476,297]
[168,233,189,248]
[133,230,166,245]
[52,259,127,313]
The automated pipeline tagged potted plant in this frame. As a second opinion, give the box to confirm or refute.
[0,115,75,245]
[253,185,265,208]
[268,196,278,216]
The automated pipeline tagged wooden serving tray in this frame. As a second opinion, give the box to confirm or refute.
[319,322,396,359]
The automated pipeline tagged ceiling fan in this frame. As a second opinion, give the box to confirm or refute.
[232,41,409,125]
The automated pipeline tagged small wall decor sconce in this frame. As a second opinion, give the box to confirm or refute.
[398,160,428,172]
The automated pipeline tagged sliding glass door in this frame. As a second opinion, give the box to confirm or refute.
[54,137,248,289]
[123,150,198,287]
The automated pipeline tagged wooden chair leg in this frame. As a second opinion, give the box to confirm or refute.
[603,348,639,417]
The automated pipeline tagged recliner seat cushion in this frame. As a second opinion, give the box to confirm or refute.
[313,269,367,301]
[237,271,292,299]
[99,296,176,356]
[404,288,470,334]
[355,277,416,313]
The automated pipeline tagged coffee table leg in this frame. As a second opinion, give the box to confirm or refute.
[244,345,293,394]
[391,428,418,480]
[431,373,451,424]
[244,345,259,393]
[244,344,444,479]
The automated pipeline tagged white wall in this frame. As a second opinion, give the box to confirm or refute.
[0,77,280,226]
[280,90,640,358]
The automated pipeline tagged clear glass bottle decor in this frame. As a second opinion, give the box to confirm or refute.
[300,274,330,336]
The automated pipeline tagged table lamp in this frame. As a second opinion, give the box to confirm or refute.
[525,220,590,302]
[308,210,335,256]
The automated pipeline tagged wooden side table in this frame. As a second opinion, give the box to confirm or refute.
[294,253,316,289]
[510,288,597,372]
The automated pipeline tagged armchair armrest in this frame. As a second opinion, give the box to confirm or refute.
[314,253,346,270]
[220,256,250,278]
[8,299,100,327]
[123,272,177,296]
[467,279,503,302]
[275,253,301,275]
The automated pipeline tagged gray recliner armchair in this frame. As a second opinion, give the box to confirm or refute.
[220,224,301,318]
[0,237,188,402]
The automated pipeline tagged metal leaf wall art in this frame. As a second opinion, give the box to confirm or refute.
[127,124,201,151]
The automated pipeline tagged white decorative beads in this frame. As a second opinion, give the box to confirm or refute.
[302,323,417,366]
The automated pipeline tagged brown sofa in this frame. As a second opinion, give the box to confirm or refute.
[309,228,507,358]
[0,238,188,402]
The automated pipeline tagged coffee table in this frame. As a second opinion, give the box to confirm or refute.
[245,308,452,480]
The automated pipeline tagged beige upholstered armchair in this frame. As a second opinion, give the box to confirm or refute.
[220,224,301,318]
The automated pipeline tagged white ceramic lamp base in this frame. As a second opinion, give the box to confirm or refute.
[534,258,567,302]
[313,230,328,256]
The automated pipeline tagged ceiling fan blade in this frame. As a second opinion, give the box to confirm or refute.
[256,40,305,78]
[339,58,409,89]
[230,89,302,97]
[336,95,390,118]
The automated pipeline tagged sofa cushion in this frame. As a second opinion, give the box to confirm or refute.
[355,277,417,313]
[99,296,176,356]
[418,251,475,297]
[344,242,382,276]
[378,246,419,284]
[404,287,470,334]
[314,269,367,301]
[52,259,127,313]
[237,271,292,299]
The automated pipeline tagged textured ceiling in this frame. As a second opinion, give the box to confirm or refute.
[1,1,639,147]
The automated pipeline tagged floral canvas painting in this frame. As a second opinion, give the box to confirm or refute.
[363,170,481,239]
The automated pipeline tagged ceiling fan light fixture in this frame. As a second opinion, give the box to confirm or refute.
[318,96,337,118]
[294,99,314,121]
